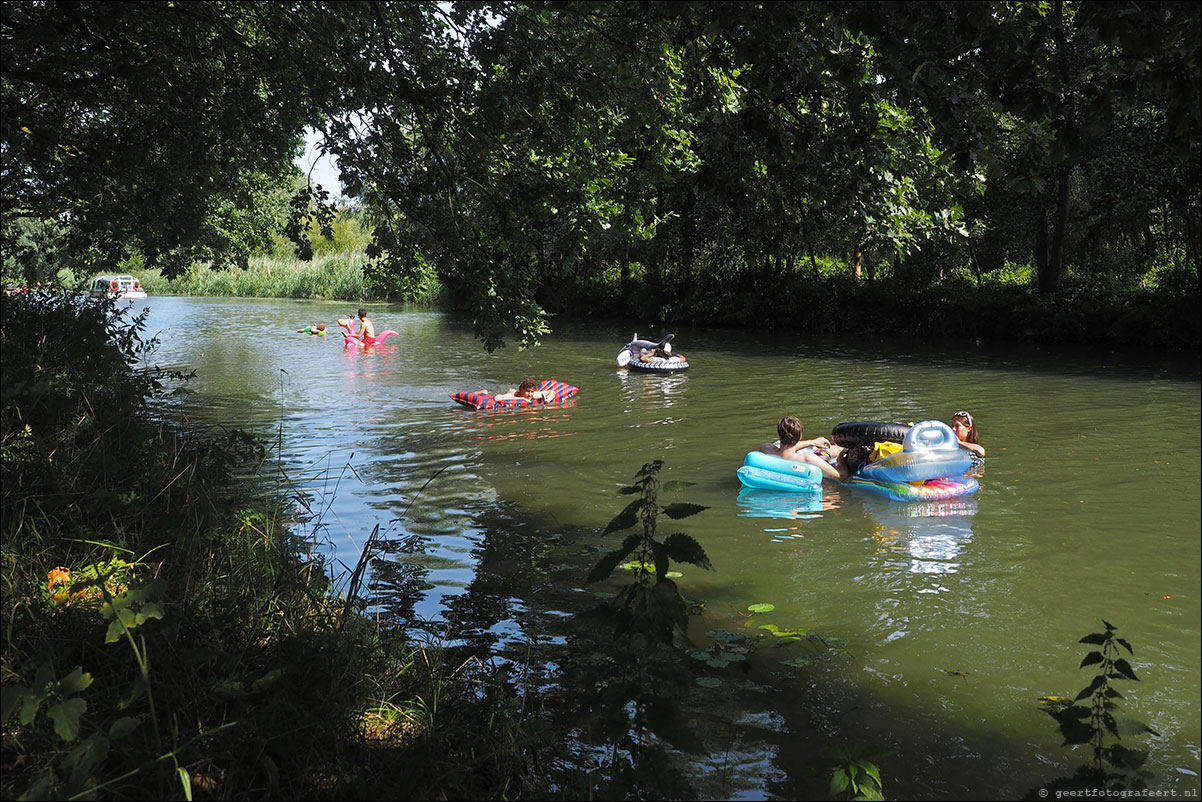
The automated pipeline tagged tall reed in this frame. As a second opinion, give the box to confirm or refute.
[136,250,444,305]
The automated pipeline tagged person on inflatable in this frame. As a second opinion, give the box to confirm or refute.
[343,308,376,343]
[297,323,328,336]
[759,415,851,481]
[639,342,686,363]
[478,377,554,404]
[951,410,985,457]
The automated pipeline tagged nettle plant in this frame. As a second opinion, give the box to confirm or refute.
[1037,620,1159,795]
[588,459,711,644]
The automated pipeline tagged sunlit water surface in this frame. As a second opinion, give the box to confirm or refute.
[135,296,1200,800]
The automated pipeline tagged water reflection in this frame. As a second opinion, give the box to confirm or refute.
[864,497,978,576]
[615,369,690,423]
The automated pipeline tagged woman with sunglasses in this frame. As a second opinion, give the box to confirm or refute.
[951,411,985,458]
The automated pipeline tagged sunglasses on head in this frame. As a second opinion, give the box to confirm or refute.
[954,411,974,427]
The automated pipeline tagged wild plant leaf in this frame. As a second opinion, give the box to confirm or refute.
[829,769,850,796]
[1105,744,1149,770]
[1075,674,1107,701]
[105,607,138,643]
[1114,716,1158,737]
[18,686,45,725]
[617,485,640,495]
[588,533,640,582]
[1115,637,1133,654]
[1079,632,1108,645]
[177,767,192,800]
[1057,715,1095,745]
[56,667,93,696]
[134,602,164,627]
[662,532,712,569]
[108,716,140,739]
[661,502,708,519]
[602,498,642,534]
[47,698,87,741]
[63,732,109,787]
[1112,657,1139,681]
[652,541,669,579]
[1079,651,1103,668]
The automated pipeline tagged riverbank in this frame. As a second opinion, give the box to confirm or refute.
[105,254,1199,351]
[0,291,553,799]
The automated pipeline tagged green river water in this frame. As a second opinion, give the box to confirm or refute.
[138,296,1200,800]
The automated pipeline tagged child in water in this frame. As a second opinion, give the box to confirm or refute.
[951,410,985,457]
[482,377,554,403]
[298,323,327,336]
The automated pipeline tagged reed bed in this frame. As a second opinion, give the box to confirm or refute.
[136,250,444,306]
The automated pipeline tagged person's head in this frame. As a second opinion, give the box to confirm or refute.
[777,415,804,448]
[951,410,979,444]
[316,322,326,331]
[516,377,539,398]
[357,308,367,320]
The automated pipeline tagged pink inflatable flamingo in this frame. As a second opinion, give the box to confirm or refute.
[337,316,399,347]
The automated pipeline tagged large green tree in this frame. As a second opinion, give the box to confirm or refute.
[1,1,311,274]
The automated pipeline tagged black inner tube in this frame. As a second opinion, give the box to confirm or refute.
[831,421,910,447]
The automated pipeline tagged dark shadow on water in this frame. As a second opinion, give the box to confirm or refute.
[363,493,1072,801]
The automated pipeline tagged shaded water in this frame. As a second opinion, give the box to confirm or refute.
[138,297,1200,800]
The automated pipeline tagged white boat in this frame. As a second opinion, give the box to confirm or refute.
[88,274,147,299]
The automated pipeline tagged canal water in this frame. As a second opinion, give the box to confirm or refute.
[136,296,1200,800]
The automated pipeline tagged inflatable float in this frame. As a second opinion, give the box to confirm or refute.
[338,317,399,347]
[618,333,689,373]
[451,379,579,410]
[736,450,823,493]
[838,419,978,501]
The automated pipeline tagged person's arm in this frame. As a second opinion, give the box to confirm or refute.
[801,450,848,481]
[800,436,832,450]
[959,440,986,457]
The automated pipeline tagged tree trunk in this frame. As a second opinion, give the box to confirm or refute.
[967,235,983,290]
[808,240,820,282]
[852,248,862,279]
[1042,167,1069,294]
[1035,201,1051,292]
[865,250,876,282]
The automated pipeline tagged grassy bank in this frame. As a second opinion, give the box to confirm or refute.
[0,290,552,799]
[130,250,445,307]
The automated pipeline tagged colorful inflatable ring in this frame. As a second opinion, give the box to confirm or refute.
[451,379,579,410]
[736,451,823,493]
[844,475,979,502]
[831,421,910,447]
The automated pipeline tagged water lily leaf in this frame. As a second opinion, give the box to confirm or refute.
[758,624,779,633]
[696,677,722,688]
[748,603,775,614]
[774,636,803,645]
[783,657,814,669]
[824,636,849,647]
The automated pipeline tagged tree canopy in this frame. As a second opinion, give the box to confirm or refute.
[4,1,1198,348]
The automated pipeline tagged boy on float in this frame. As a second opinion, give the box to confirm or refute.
[760,415,852,481]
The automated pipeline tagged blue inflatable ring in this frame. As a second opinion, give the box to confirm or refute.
[737,451,823,493]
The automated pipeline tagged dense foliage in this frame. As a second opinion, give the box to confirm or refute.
[3,1,1198,348]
